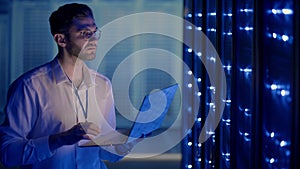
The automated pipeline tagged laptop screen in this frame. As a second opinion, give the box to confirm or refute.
[127,84,179,141]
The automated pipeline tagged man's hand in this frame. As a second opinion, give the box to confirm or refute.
[114,136,146,156]
[49,122,101,152]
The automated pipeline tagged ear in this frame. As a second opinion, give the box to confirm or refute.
[54,34,66,47]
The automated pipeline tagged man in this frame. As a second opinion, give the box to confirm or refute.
[0,3,135,169]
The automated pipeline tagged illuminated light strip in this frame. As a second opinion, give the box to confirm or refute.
[270,8,293,15]
[267,32,292,42]
[240,8,253,13]
[239,26,253,31]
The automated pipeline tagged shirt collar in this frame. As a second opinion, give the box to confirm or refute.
[51,56,95,88]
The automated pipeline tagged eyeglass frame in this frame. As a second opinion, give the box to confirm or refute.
[79,28,101,41]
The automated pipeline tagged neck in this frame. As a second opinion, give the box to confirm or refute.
[58,52,84,87]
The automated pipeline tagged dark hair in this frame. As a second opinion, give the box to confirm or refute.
[49,3,94,35]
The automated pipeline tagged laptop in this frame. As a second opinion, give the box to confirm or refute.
[79,84,179,146]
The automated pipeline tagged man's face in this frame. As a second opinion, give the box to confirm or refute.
[66,17,100,60]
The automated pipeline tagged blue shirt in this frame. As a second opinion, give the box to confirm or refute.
[0,57,121,169]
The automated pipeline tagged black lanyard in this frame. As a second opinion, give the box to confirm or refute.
[66,74,88,122]
[73,84,88,122]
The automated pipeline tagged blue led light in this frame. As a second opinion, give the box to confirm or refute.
[186,25,193,30]
[182,1,296,169]
[223,32,232,36]
[207,28,217,32]
[269,158,275,164]
[270,84,278,90]
[208,12,216,16]
[222,118,231,126]
[208,56,216,62]
[282,8,293,15]
[222,153,231,162]
[206,131,215,135]
[281,35,289,42]
[207,86,216,92]
[223,13,232,17]
[267,83,291,97]
[223,99,231,106]
[271,9,279,14]
[239,107,252,117]
[223,65,232,71]
[240,9,253,13]
[267,32,292,43]
[280,140,288,147]
[270,8,293,15]
[238,130,251,142]
[239,67,252,73]
[239,26,253,31]
[207,102,215,109]
[270,132,275,138]
[280,90,289,96]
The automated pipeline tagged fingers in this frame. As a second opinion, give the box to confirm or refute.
[113,137,144,156]
[82,134,92,139]
[78,122,101,137]
[115,144,131,156]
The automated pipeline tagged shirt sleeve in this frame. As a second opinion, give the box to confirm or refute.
[0,80,53,167]
[102,79,116,130]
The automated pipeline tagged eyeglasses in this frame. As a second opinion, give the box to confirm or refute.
[79,28,101,40]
